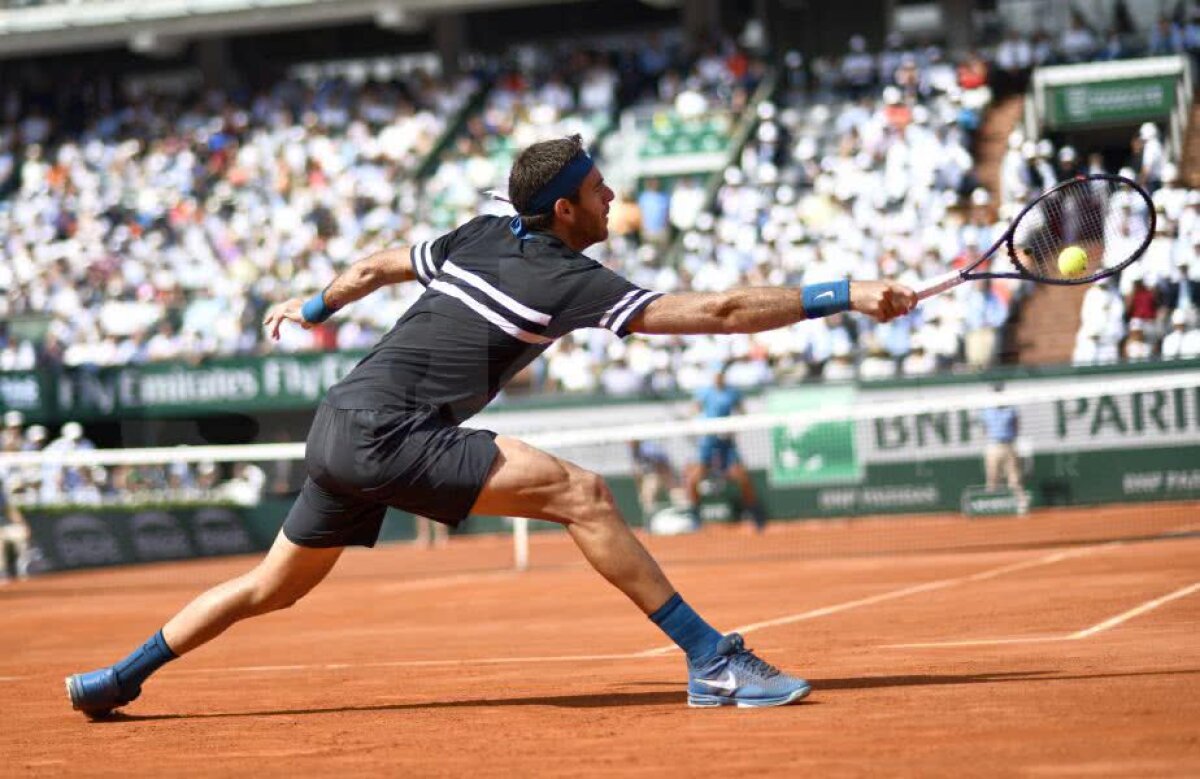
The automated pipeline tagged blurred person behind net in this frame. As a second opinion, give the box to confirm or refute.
[684,364,767,532]
[978,383,1028,514]
[0,469,32,581]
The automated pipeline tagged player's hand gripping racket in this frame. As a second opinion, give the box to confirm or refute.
[915,174,1155,300]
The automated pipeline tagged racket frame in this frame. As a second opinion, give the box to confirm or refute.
[914,174,1155,301]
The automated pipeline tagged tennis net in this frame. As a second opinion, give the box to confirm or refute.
[2,368,1198,573]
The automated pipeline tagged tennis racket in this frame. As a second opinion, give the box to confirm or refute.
[915,174,1155,300]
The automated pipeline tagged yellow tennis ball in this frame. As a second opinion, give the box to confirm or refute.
[1058,246,1088,277]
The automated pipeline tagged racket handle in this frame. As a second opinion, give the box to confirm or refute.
[914,270,966,301]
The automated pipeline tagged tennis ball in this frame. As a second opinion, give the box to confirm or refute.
[1057,246,1088,277]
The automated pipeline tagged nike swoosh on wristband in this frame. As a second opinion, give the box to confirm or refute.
[815,290,835,301]
[695,670,738,693]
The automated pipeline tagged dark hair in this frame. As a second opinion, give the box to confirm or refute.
[508,134,585,232]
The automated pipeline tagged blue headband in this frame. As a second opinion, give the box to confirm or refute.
[522,150,594,215]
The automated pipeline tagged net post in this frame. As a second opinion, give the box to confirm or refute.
[512,517,529,571]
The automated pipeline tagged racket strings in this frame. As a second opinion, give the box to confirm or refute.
[1009,177,1152,283]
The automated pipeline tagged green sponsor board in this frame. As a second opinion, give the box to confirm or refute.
[53,351,367,420]
[751,445,1200,519]
[960,487,1030,517]
[0,370,48,420]
[23,505,274,571]
[768,386,862,486]
[1045,76,1177,128]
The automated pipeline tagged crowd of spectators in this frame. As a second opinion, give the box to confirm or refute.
[2,20,1200,405]
[0,64,477,366]
[0,410,266,507]
[547,32,1003,394]
[1070,155,1200,364]
[983,10,1200,366]
[990,11,1200,97]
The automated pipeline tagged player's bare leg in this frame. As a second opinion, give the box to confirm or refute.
[67,532,342,717]
[471,435,809,707]
[471,436,673,613]
[162,531,343,654]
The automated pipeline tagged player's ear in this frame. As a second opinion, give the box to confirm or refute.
[553,196,576,226]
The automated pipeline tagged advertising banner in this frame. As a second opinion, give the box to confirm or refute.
[1045,76,1177,128]
[23,506,270,571]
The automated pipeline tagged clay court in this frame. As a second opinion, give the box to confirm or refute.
[5,503,1199,777]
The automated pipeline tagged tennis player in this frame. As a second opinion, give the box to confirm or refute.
[67,135,915,715]
[684,363,766,532]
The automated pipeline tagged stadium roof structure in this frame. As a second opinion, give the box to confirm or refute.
[0,0,602,58]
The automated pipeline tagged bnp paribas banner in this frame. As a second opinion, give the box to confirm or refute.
[766,373,1200,516]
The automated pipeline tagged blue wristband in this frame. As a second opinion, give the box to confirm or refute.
[802,280,851,319]
[301,290,337,324]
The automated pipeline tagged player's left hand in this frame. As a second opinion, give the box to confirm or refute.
[850,281,917,323]
[263,298,313,340]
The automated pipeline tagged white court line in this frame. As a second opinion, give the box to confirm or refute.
[885,580,1200,649]
[638,543,1118,657]
[374,569,520,593]
[1070,581,1200,639]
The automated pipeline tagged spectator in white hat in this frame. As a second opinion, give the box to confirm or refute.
[1,411,24,453]
[24,425,47,451]
[1153,163,1188,221]
[44,421,96,501]
[1028,139,1056,192]
[1161,309,1200,359]
[1123,322,1152,362]
[901,333,937,376]
[1056,145,1079,182]
[1000,132,1029,203]
[1136,122,1164,192]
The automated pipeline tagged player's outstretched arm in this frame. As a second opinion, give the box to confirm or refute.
[627,280,916,336]
[263,247,415,340]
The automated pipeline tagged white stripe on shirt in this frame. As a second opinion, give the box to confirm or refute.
[599,289,639,329]
[442,261,551,325]
[420,242,434,282]
[608,290,657,334]
[410,244,427,282]
[430,280,553,345]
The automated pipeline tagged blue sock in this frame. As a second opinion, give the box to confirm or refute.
[649,593,723,665]
[113,630,177,694]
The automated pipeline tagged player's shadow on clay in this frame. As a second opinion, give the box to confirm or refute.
[91,668,1200,722]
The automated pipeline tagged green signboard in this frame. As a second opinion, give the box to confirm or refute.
[960,486,1030,517]
[762,379,1200,516]
[1045,76,1177,128]
[52,351,368,421]
[23,505,272,571]
[768,386,862,487]
[0,371,47,419]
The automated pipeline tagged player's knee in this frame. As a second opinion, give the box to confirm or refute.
[247,588,298,616]
[242,576,301,616]
[571,469,618,525]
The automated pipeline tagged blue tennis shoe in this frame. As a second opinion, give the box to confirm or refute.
[66,667,139,719]
[687,633,811,708]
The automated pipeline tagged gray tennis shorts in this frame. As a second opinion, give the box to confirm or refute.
[282,402,500,548]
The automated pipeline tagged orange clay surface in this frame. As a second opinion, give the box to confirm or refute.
[3,502,1199,777]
